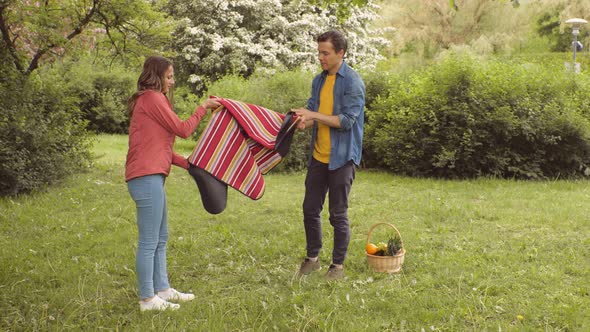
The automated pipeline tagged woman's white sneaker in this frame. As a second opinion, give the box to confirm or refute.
[139,296,180,311]
[157,288,195,302]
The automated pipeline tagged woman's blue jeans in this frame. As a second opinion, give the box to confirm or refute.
[127,174,170,299]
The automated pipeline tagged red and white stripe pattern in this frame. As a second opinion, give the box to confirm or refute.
[188,98,287,200]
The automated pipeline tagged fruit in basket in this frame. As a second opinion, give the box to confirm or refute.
[365,243,378,255]
[371,242,387,256]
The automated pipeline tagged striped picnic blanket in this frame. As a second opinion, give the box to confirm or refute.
[188,98,294,200]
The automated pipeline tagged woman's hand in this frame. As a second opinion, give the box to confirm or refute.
[200,98,222,111]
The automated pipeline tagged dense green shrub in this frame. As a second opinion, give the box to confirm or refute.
[365,52,590,179]
[40,59,136,134]
[173,85,202,119]
[77,73,134,134]
[363,70,396,112]
[204,69,314,172]
[0,58,92,196]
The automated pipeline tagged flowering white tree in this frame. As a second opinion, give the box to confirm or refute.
[167,0,389,92]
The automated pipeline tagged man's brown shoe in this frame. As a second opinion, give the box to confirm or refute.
[325,264,344,281]
[298,258,320,277]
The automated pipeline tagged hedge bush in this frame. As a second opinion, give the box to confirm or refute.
[0,60,92,196]
[365,51,590,179]
[40,59,136,134]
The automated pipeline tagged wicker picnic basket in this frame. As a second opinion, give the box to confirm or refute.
[366,222,405,273]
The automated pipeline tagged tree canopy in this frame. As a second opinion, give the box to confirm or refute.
[0,0,172,75]
[450,0,520,10]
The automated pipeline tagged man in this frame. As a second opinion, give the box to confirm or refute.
[293,30,365,280]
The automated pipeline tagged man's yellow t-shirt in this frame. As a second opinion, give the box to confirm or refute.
[313,74,336,163]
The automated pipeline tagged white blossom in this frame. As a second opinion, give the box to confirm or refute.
[168,0,389,90]
[188,74,202,83]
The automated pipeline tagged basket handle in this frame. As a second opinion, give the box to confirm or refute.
[366,222,404,248]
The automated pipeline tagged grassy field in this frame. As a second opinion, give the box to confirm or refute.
[1,134,589,331]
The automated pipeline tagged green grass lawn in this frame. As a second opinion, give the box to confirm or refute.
[1,134,589,331]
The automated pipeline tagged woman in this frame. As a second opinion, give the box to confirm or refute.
[125,56,221,311]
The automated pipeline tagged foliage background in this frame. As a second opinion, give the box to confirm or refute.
[0,46,92,196]
[365,51,590,179]
[2,0,590,192]
[2,1,590,330]
[167,0,389,93]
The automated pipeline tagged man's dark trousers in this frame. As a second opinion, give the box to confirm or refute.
[302,158,355,265]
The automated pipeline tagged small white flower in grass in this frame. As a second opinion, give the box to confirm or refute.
[472,287,477,291]
[178,236,184,240]
[48,315,55,321]
[346,294,350,302]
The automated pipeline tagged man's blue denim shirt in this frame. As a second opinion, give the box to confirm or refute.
[306,61,365,170]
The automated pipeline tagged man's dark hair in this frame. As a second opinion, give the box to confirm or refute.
[317,30,348,55]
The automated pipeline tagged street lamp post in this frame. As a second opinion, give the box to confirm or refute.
[565,18,588,73]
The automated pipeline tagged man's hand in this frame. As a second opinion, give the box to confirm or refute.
[296,117,307,130]
[292,107,341,129]
[293,108,314,130]
[293,108,314,119]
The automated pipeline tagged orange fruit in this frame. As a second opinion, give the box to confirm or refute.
[365,243,378,255]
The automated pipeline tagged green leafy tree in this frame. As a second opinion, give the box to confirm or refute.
[381,0,539,57]
[310,0,369,20]
[0,0,173,75]
[536,9,572,52]
[0,0,170,195]
[535,0,590,52]
[450,0,520,10]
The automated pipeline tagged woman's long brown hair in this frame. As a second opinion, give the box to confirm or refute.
[127,56,174,116]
